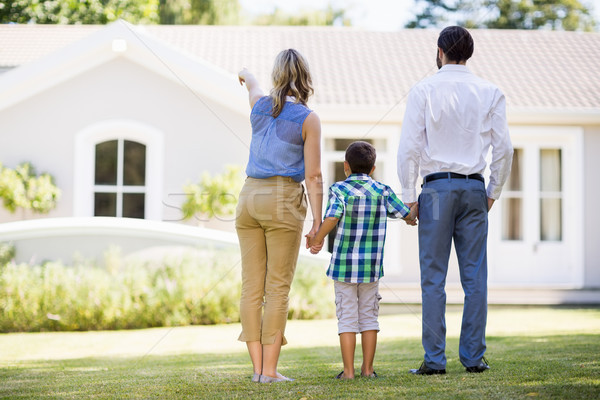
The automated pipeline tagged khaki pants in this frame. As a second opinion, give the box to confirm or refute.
[235,176,307,345]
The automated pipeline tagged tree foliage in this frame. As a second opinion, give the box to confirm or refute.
[159,0,240,25]
[1,0,349,26]
[251,5,351,26]
[485,0,596,30]
[181,165,243,222]
[0,0,160,24]
[406,0,597,31]
[0,162,61,215]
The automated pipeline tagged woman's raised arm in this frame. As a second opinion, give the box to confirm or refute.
[238,68,264,109]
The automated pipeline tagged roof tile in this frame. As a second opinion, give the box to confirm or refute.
[0,24,598,109]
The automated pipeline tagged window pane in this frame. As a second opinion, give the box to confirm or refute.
[123,140,146,186]
[333,161,345,183]
[123,193,145,219]
[505,148,522,191]
[540,149,561,192]
[333,138,374,151]
[541,198,562,241]
[502,198,523,240]
[94,193,116,216]
[95,140,118,185]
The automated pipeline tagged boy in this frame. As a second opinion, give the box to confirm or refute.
[308,141,416,379]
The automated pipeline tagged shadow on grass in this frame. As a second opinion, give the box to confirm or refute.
[1,335,598,399]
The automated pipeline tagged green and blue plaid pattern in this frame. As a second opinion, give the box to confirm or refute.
[325,174,410,283]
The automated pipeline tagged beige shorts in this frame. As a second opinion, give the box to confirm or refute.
[334,280,382,334]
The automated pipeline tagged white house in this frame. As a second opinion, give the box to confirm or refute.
[0,21,599,302]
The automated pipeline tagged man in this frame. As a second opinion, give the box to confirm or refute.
[397,26,513,375]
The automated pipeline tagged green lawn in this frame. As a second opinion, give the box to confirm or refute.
[1,306,599,399]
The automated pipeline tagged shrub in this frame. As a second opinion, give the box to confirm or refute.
[0,242,15,265]
[0,247,334,332]
[181,165,244,222]
[0,161,61,216]
[289,257,335,320]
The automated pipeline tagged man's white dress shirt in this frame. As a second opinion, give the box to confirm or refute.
[397,64,513,203]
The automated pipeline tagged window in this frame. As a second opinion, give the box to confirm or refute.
[502,148,523,241]
[540,149,562,241]
[94,139,146,218]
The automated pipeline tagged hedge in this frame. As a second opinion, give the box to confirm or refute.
[0,245,334,332]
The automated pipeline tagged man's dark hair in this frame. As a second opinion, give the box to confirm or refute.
[345,141,376,174]
[437,26,474,63]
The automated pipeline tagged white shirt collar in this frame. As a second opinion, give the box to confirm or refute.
[438,64,470,73]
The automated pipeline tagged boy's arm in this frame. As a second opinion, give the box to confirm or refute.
[386,187,418,225]
[308,217,339,254]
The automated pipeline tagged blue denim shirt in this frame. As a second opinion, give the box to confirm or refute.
[246,96,312,183]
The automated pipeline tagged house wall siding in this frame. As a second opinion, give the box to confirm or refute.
[0,57,251,223]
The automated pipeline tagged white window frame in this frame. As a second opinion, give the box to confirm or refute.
[74,120,164,220]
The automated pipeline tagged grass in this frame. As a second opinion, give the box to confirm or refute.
[1,306,599,399]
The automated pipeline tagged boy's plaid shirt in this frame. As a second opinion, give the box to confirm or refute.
[324,173,410,283]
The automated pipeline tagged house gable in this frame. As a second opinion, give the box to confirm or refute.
[0,20,248,116]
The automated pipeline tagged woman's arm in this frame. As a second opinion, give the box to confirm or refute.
[238,68,264,109]
[303,112,323,245]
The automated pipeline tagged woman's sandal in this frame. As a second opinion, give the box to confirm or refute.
[258,375,287,383]
[276,372,294,381]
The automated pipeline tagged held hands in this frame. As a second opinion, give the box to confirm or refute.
[305,224,324,254]
[404,202,419,226]
[305,233,324,254]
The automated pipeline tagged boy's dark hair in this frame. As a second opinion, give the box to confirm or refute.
[437,26,474,63]
[345,141,376,174]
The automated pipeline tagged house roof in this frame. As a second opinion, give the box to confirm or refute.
[0,23,599,117]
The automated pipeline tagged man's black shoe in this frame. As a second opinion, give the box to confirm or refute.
[465,357,490,373]
[409,362,446,375]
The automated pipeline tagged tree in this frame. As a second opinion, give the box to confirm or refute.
[0,0,160,24]
[159,0,240,25]
[405,0,461,29]
[485,0,596,30]
[251,5,351,26]
[0,162,61,217]
[181,165,243,223]
[406,0,597,31]
[1,0,349,26]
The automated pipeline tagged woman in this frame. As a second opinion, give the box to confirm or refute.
[236,49,323,383]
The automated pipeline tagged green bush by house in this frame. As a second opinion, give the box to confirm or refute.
[0,161,60,216]
[0,247,334,332]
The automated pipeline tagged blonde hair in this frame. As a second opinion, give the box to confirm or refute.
[269,49,314,118]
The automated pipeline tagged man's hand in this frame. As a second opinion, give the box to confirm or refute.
[487,197,495,211]
[404,202,419,226]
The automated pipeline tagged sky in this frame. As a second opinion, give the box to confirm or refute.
[238,0,600,31]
